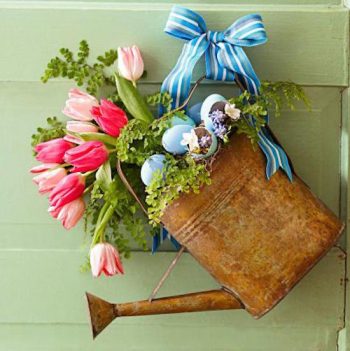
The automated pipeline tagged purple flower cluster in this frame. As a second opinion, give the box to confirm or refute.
[209,109,227,139]
[199,135,212,148]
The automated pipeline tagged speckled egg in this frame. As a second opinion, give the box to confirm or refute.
[169,113,196,127]
[141,154,166,186]
[188,102,203,125]
[162,124,194,155]
[200,94,226,131]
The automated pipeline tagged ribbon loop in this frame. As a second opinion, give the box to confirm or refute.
[164,5,206,40]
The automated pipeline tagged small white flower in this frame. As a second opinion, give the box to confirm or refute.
[225,103,241,121]
[181,129,199,152]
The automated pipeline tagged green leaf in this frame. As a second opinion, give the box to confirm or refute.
[76,132,118,146]
[114,73,154,124]
[41,40,118,96]
[96,161,112,192]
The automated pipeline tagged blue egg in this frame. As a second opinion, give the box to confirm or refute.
[200,94,226,131]
[169,113,196,127]
[191,128,218,160]
[162,124,194,155]
[141,154,166,186]
[188,102,203,125]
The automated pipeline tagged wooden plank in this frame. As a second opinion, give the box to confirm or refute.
[0,324,341,351]
[0,5,347,85]
[342,88,350,351]
[0,248,345,325]
[8,0,341,5]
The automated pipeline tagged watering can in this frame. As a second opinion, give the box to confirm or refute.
[86,130,343,338]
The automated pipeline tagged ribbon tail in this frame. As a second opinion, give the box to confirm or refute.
[152,226,180,253]
[258,128,293,181]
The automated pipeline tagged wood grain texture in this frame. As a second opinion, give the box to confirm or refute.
[0,5,347,85]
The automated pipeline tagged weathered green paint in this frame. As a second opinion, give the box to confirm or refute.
[0,5,347,85]
[0,1,348,350]
[0,249,345,350]
[342,88,350,351]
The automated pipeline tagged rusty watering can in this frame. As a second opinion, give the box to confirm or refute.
[86,108,343,337]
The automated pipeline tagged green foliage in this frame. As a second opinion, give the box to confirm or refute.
[31,117,65,154]
[260,80,311,116]
[145,155,211,224]
[146,91,173,113]
[84,163,151,258]
[41,40,118,95]
[116,117,171,166]
[228,81,310,144]
[114,73,154,124]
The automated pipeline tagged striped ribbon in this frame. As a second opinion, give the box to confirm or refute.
[153,5,293,252]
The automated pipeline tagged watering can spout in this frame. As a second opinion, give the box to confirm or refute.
[86,289,243,338]
[86,292,117,339]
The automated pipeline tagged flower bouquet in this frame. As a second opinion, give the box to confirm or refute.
[31,39,308,276]
[30,6,343,337]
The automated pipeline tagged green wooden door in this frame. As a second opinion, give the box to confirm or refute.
[0,1,348,350]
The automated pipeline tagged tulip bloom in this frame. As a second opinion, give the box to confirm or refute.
[49,173,85,208]
[35,138,73,163]
[62,88,99,121]
[33,167,67,194]
[49,197,85,230]
[64,121,99,144]
[117,45,144,83]
[66,120,99,133]
[91,99,128,137]
[90,243,124,277]
[30,163,59,174]
[64,141,108,173]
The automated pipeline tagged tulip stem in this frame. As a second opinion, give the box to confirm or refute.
[83,171,95,178]
[91,202,114,246]
[84,183,94,194]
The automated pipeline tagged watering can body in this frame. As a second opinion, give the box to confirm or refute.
[86,134,343,337]
[161,133,343,318]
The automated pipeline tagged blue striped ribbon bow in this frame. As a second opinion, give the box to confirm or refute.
[153,5,293,252]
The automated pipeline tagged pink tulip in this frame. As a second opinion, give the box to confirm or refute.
[64,121,100,145]
[91,99,128,137]
[49,197,85,230]
[35,138,73,163]
[49,173,85,208]
[30,163,59,174]
[63,134,84,145]
[62,88,99,121]
[117,45,144,82]
[33,167,67,194]
[66,120,99,133]
[64,141,108,173]
[90,243,124,277]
